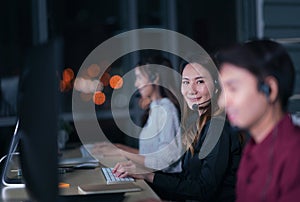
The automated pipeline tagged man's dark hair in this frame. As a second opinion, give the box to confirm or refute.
[215,39,295,111]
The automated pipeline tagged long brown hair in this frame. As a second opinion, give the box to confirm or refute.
[136,55,181,126]
[180,54,223,156]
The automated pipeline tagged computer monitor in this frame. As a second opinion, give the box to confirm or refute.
[1,37,62,202]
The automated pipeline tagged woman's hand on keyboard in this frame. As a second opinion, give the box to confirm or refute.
[112,161,155,183]
[113,160,136,178]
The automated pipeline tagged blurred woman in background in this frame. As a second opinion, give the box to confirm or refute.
[93,55,182,173]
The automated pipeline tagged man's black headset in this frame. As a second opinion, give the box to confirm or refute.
[258,81,271,100]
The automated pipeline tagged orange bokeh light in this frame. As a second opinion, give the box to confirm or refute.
[100,72,111,86]
[109,75,123,89]
[63,68,74,82]
[60,79,72,92]
[93,91,106,105]
[60,80,66,92]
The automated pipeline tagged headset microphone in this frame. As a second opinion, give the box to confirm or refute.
[192,99,211,111]
[192,104,198,111]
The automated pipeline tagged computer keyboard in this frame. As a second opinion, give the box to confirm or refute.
[101,167,135,184]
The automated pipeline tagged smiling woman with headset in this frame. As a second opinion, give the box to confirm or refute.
[112,54,244,202]
[216,39,300,202]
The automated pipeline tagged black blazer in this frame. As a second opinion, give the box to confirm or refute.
[152,117,242,202]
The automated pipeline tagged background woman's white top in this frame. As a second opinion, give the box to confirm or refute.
[139,98,182,173]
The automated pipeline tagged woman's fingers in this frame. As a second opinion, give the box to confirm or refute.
[114,167,127,177]
[112,162,122,173]
[118,171,130,178]
[112,161,152,180]
[113,161,136,177]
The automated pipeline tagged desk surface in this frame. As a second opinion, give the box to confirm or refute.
[1,146,160,202]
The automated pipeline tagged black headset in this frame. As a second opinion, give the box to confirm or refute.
[149,73,157,82]
[259,81,271,98]
[214,79,220,95]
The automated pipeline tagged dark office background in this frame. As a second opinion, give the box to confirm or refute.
[0,0,238,155]
[0,0,237,74]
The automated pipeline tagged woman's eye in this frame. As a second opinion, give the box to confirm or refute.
[196,80,204,84]
[182,80,189,85]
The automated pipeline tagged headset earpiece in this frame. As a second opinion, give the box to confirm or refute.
[149,74,157,82]
[259,82,271,98]
[214,80,220,95]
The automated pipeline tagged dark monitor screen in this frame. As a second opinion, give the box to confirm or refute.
[1,37,62,202]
